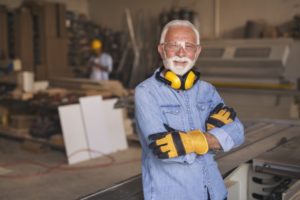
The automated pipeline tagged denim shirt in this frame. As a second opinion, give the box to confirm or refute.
[135,69,245,200]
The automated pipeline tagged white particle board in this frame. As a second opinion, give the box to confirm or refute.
[102,99,128,152]
[58,104,90,164]
[79,95,114,158]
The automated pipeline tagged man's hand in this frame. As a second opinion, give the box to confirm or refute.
[148,130,209,159]
[206,103,236,131]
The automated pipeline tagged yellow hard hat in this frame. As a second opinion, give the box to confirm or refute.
[91,39,102,50]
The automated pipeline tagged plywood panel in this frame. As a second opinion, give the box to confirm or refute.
[58,104,90,164]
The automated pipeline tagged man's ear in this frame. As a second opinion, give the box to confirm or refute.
[158,44,165,59]
[195,46,202,58]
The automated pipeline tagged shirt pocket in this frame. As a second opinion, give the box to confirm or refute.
[196,100,213,126]
[160,105,183,129]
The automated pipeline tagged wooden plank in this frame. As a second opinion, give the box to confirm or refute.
[43,2,56,37]
[46,38,71,78]
[56,3,67,38]
[0,10,8,58]
[58,104,90,164]
[14,7,34,70]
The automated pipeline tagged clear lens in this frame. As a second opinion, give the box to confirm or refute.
[163,42,198,53]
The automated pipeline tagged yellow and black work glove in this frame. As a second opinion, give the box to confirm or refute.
[206,103,236,131]
[148,126,209,159]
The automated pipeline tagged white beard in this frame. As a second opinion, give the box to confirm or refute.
[163,56,196,76]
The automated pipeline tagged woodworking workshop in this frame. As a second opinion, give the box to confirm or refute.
[0,0,300,200]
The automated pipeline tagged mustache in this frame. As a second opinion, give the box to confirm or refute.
[169,56,192,63]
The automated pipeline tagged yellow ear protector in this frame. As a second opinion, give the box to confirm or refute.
[155,67,200,90]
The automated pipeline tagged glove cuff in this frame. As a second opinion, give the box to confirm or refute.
[188,130,209,155]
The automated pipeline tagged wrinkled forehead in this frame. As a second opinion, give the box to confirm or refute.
[165,26,197,43]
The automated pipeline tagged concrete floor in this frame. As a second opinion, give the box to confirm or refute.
[0,137,141,200]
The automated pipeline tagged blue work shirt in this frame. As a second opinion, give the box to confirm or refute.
[90,53,113,81]
[135,69,245,200]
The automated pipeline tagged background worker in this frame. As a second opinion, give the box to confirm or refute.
[89,39,113,81]
[135,20,245,200]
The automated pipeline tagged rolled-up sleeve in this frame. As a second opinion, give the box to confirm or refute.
[207,86,245,152]
[209,118,244,152]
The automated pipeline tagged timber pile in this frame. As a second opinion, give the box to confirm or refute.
[49,78,128,98]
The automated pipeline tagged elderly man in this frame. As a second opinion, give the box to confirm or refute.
[135,20,244,200]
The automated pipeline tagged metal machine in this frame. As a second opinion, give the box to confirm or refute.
[224,120,300,200]
[195,39,300,119]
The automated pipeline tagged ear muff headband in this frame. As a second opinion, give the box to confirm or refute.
[155,67,200,90]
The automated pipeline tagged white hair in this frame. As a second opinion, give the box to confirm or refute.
[160,20,200,45]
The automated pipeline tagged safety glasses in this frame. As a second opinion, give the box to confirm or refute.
[162,42,200,53]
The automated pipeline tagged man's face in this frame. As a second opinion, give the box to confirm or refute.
[158,26,201,76]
